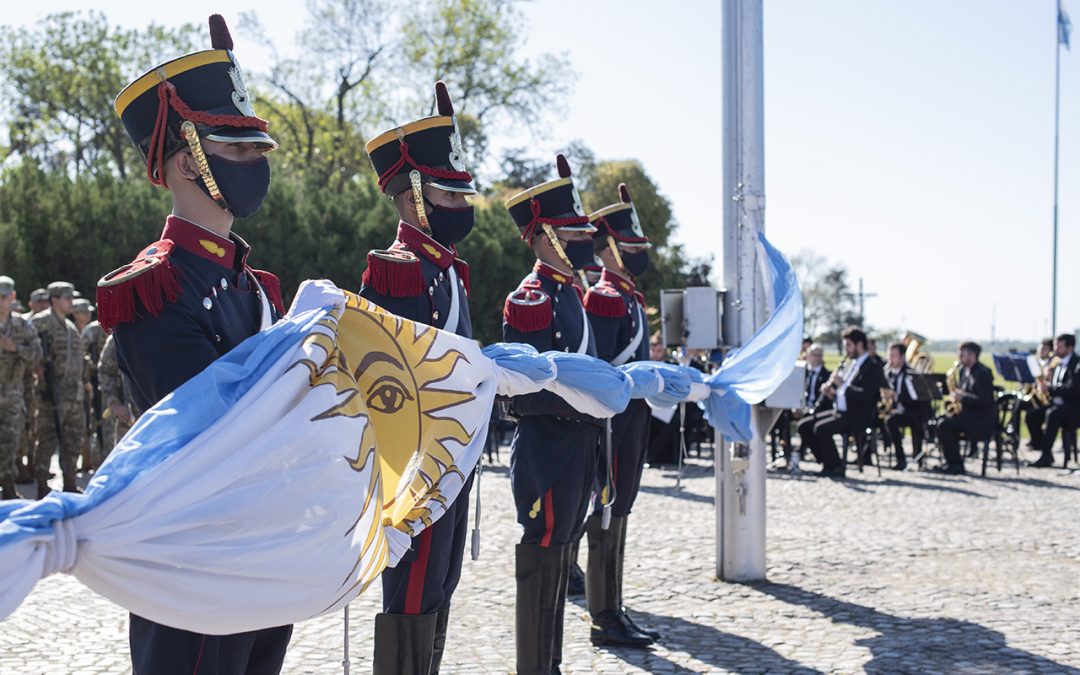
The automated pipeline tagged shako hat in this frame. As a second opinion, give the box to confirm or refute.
[505,154,596,244]
[114,14,277,187]
[589,183,651,247]
[366,81,475,197]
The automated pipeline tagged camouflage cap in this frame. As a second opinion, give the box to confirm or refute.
[29,288,48,303]
[72,298,95,313]
[0,275,13,295]
[47,281,75,299]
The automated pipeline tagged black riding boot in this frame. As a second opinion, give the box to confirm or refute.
[585,513,652,647]
[566,536,585,597]
[429,607,450,674]
[615,515,661,641]
[516,543,566,675]
[551,545,571,674]
[372,612,437,675]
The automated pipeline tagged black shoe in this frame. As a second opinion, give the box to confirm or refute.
[893,460,907,471]
[1029,455,1053,468]
[945,463,967,475]
[566,561,585,597]
[590,610,653,648]
[817,465,845,479]
[620,609,661,641]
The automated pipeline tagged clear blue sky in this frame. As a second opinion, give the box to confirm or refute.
[7,1,1078,341]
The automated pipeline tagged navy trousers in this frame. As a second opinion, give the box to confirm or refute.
[515,441,598,547]
[129,615,292,675]
[593,399,650,517]
[381,472,475,615]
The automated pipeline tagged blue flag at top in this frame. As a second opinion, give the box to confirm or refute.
[1060,1,1072,49]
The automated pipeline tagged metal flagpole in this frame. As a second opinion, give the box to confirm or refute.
[1053,0,1064,336]
[718,0,767,582]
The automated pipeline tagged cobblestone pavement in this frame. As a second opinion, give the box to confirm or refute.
[4,444,1080,674]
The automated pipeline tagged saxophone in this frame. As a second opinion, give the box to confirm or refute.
[1022,356,1059,408]
[943,361,963,416]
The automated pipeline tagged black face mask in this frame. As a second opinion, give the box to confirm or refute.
[424,200,474,246]
[196,154,271,219]
[621,250,650,277]
[562,239,596,270]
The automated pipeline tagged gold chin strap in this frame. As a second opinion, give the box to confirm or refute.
[409,170,430,231]
[542,224,575,272]
[606,236,626,273]
[180,121,224,205]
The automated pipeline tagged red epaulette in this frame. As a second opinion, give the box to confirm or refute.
[584,283,626,318]
[361,249,424,298]
[453,258,471,295]
[504,285,552,332]
[573,284,585,302]
[633,290,647,310]
[96,240,182,333]
[251,269,286,316]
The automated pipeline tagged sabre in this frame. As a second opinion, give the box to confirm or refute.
[602,418,614,530]
[342,605,351,675]
[676,402,687,489]
[470,462,482,561]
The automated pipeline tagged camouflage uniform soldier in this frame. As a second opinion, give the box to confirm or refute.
[31,281,88,498]
[0,276,42,500]
[16,288,49,483]
[75,298,105,470]
[96,334,133,458]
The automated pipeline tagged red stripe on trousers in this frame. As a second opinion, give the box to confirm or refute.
[404,527,435,615]
[191,636,206,674]
[540,488,555,547]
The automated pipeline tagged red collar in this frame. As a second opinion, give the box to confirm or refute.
[162,216,248,269]
[395,222,455,270]
[533,261,574,286]
[600,267,635,294]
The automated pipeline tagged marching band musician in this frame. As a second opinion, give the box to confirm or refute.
[800,327,885,478]
[360,81,477,674]
[502,154,601,675]
[780,343,830,464]
[935,342,995,475]
[882,342,930,471]
[1031,333,1080,468]
[1024,338,1054,450]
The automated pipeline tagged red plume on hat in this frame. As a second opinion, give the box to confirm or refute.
[209,14,234,50]
[435,80,455,116]
[556,154,572,178]
[619,183,633,204]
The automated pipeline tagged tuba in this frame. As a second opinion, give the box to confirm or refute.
[902,331,935,374]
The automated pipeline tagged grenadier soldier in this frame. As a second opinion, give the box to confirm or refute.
[360,81,476,675]
[97,334,134,459]
[0,276,43,500]
[503,154,601,675]
[30,281,89,498]
[581,183,659,647]
[98,14,290,673]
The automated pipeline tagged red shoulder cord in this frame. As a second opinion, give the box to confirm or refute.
[145,80,270,188]
[376,138,474,192]
[521,198,591,244]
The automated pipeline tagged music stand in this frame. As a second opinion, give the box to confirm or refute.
[910,373,942,402]
[992,352,1035,384]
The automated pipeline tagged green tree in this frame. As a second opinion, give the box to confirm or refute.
[0,12,198,178]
